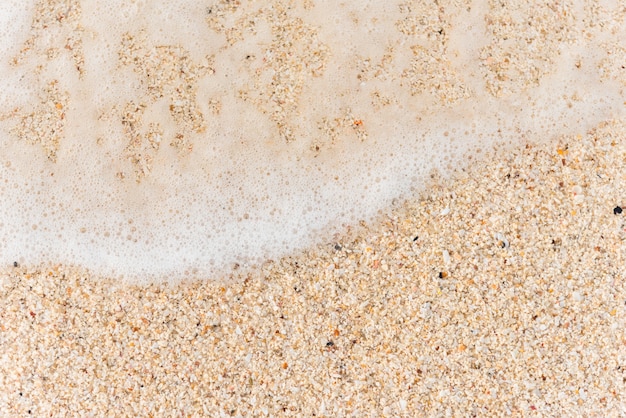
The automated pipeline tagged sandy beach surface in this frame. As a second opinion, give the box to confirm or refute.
[2,119,625,416]
[2,0,626,416]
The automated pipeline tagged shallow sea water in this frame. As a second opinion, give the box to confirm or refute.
[0,0,624,282]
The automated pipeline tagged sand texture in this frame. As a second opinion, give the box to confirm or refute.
[2,120,626,416]
[2,0,626,416]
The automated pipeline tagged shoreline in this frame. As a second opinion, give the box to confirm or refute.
[2,119,625,415]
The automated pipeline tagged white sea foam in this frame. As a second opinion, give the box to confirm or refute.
[0,0,624,282]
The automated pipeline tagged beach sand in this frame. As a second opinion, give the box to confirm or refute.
[2,0,626,416]
[1,119,625,416]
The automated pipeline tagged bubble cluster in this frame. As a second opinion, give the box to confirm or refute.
[0,0,624,282]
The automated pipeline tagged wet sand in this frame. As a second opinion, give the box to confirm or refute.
[2,0,626,416]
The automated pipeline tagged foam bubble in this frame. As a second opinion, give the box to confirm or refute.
[0,0,625,282]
